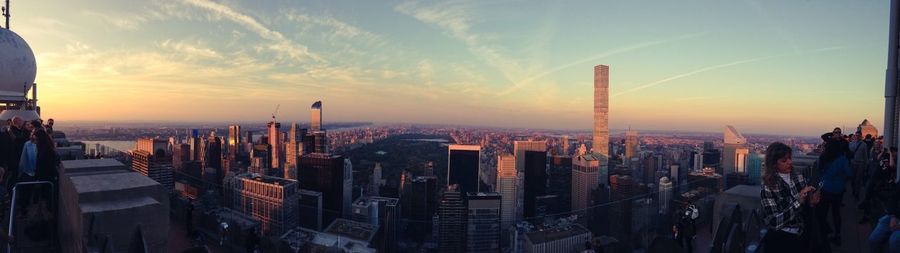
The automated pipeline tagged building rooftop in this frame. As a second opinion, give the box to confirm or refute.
[61,159,128,175]
[234,172,298,186]
[525,223,590,244]
[353,196,399,207]
[281,227,376,253]
[324,218,378,243]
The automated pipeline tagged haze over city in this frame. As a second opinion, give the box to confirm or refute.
[13,0,888,136]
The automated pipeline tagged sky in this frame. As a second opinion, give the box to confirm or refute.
[10,0,890,136]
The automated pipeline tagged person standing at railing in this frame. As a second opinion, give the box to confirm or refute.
[816,139,853,246]
[761,142,820,253]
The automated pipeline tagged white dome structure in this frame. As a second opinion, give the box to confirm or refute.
[0,28,36,99]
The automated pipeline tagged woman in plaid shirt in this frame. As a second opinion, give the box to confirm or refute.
[761,142,821,253]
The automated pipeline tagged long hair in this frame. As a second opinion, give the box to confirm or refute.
[32,128,55,155]
[764,142,792,187]
[819,140,843,165]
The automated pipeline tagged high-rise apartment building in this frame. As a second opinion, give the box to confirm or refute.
[466,192,501,253]
[224,173,299,236]
[131,145,174,190]
[448,144,481,194]
[571,154,599,212]
[267,119,283,170]
[497,154,518,235]
[593,64,609,157]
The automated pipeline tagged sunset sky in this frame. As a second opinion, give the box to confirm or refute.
[12,0,890,136]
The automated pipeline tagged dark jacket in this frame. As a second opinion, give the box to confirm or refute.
[6,126,28,173]
[35,151,59,182]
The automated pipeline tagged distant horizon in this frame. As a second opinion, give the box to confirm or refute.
[54,119,838,138]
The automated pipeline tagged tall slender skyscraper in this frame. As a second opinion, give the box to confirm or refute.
[268,119,283,170]
[311,101,323,131]
[593,65,609,157]
[448,144,481,195]
[496,154,517,234]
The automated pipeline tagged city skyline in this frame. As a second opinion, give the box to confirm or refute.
[14,0,889,136]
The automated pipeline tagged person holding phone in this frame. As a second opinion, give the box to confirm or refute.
[761,142,820,253]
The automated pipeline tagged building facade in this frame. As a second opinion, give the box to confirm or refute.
[223,173,299,236]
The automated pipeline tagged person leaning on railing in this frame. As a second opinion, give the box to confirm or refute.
[760,142,821,253]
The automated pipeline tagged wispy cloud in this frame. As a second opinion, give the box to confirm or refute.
[612,56,776,98]
[158,39,223,60]
[82,10,149,30]
[181,0,321,63]
[497,32,707,96]
[395,0,526,84]
[612,46,848,98]
[674,95,727,102]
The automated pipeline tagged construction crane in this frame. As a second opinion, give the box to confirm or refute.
[271,104,280,121]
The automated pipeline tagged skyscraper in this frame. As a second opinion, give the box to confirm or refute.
[496,154,518,235]
[204,135,223,186]
[659,177,673,214]
[402,175,438,242]
[571,154,599,212]
[285,122,303,179]
[514,141,547,219]
[438,185,467,253]
[224,173,299,236]
[466,192,501,253]
[268,119,283,170]
[625,129,638,160]
[747,152,764,185]
[228,124,242,159]
[299,153,352,226]
[723,125,749,187]
[311,101,323,131]
[593,64,609,157]
[132,139,174,190]
[448,144,482,194]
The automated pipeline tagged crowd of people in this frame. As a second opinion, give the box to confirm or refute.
[760,127,900,253]
[0,116,60,244]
